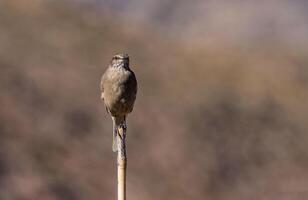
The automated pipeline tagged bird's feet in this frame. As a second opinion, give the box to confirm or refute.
[120,123,127,132]
[117,123,127,139]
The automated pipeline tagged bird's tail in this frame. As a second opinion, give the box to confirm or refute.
[112,117,118,152]
[112,116,126,152]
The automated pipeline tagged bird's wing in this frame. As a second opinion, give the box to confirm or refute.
[100,70,111,113]
[100,74,104,91]
[132,70,138,98]
[126,69,138,113]
[129,69,137,101]
[100,72,106,99]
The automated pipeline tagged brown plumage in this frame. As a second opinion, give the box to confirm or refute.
[100,53,137,152]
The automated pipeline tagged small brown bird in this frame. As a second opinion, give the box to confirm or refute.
[100,53,137,152]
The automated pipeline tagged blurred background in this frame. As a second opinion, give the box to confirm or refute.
[1,0,308,199]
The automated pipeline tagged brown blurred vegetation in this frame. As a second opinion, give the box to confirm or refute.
[1,1,308,200]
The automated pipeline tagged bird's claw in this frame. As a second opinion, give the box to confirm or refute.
[117,123,127,139]
[121,123,127,132]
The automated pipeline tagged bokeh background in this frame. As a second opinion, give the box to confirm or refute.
[1,0,308,199]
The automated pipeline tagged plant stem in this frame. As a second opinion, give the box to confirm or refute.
[117,126,126,200]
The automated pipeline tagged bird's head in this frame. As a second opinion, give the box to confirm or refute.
[111,53,129,69]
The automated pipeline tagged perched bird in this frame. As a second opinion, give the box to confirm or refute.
[100,53,137,152]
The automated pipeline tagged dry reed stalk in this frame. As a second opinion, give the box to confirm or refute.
[117,126,126,200]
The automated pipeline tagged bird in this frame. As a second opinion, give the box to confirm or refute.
[100,53,137,152]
